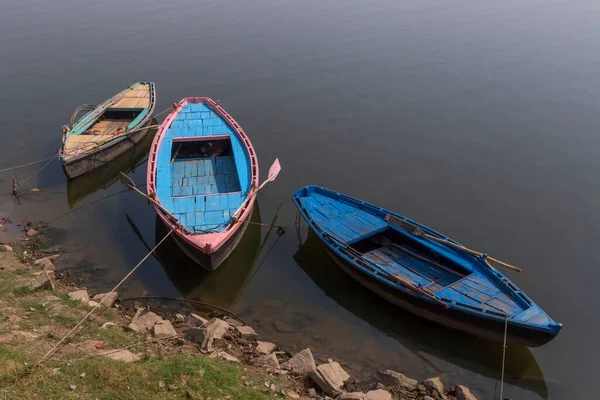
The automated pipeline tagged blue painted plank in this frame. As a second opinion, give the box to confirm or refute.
[206,196,220,211]
[195,196,206,212]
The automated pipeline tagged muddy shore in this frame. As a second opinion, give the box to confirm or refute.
[0,219,481,400]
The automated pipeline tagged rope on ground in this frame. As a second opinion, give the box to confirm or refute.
[34,229,174,367]
[0,154,58,173]
[118,296,246,325]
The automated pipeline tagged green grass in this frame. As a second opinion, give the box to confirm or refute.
[1,354,277,400]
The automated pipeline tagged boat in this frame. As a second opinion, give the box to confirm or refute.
[294,230,549,399]
[292,185,562,347]
[66,121,158,207]
[60,82,156,179]
[147,97,279,271]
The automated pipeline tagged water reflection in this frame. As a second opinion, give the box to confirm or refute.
[153,205,262,311]
[65,121,158,207]
[294,230,548,399]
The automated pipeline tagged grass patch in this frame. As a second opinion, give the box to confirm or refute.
[1,354,277,399]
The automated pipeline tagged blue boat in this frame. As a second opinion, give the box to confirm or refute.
[292,185,562,347]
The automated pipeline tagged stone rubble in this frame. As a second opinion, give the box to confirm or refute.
[310,361,350,396]
[209,349,240,363]
[424,376,445,396]
[187,313,208,327]
[284,348,316,374]
[67,289,89,303]
[456,385,478,400]
[92,292,118,307]
[154,319,177,339]
[128,309,161,332]
[256,340,277,355]
[379,369,418,391]
[235,325,257,339]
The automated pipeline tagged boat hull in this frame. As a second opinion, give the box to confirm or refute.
[166,203,254,271]
[323,244,557,347]
[61,124,152,179]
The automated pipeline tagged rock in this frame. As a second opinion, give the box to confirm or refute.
[456,385,478,400]
[24,271,54,291]
[185,318,230,351]
[418,384,427,392]
[26,229,38,237]
[270,384,277,391]
[284,390,300,399]
[366,389,392,400]
[424,397,434,400]
[92,292,118,307]
[128,309,161,332]
[0,244,13,252]
[308,388,317,397]
[209,350,239,363]
[285,348,316,374]
[273,320,294,333]
[154,319,177,339]
[379,370,418,391]
[424,377,444,395]
[68,289,90,303]
[256,341,277,355]
[339,392,366,399]
[87,300,101,308]
[236,325,257,339]
[79,373,86,379]
[310,361,350,396]
[187,313,208,327]
[254,353,280,369]
[34,254,60,269]
[99,349,140,362]
[69,385,76,390]
[101,322,117,329]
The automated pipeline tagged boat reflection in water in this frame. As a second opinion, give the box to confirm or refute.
[154,205,262,311]
[66,120,158,208]
[294,230,548,399]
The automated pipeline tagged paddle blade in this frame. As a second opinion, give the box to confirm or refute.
[258,159,281,190]
[119,172,135,189]
[266,158,281,182]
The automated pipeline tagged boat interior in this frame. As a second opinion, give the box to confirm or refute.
[64,84,151,156]
[155,101,252,234]
[296,188,552,323]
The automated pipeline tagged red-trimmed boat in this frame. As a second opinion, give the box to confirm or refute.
[147,98,271,270]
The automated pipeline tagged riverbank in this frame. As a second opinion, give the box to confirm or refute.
[0,220,479,400]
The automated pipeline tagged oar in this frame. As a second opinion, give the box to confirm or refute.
[323,232,450,309]
[231,158,281,222]
[119,172,183,229]
[384,214,521,273]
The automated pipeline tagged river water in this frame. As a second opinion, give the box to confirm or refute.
[1,1,599,398]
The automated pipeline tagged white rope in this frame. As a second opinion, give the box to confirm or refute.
[500,314,508,400]
[34,229,174,366]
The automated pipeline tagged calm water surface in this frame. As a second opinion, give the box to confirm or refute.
[2,1,600,398]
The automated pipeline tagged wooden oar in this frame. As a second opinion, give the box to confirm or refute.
[119,172,183,229]
[384,214,521,273]
[323,232,450,309]
[231,159,281,222]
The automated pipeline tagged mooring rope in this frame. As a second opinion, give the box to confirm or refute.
[0,154,58,173]
[500,314,508,400]
[34,229,174,366]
